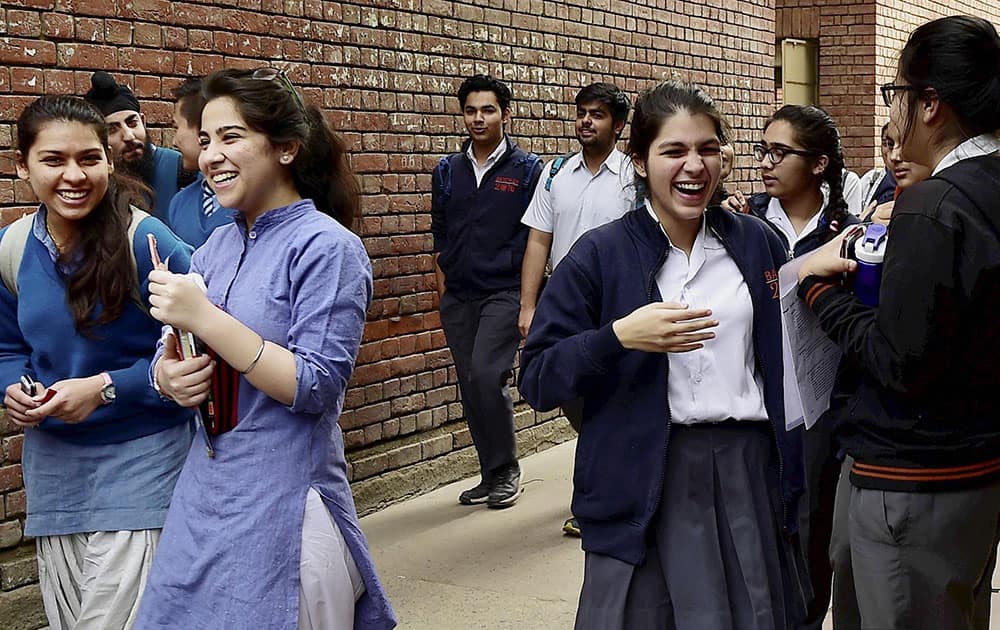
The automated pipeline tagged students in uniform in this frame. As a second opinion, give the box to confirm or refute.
[799,15,1000,629]
[519,80,806,630]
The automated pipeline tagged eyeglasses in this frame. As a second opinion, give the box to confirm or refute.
[752,143,818,165]
[880,83,922,108]
[252,67,307,114]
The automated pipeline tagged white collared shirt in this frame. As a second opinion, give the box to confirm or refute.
[522,149,635,269]
[466,138,507,187]
[932,133,1000,176]
[644,200,769,425]
[764,192,828,252]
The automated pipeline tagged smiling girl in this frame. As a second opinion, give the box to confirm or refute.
[135,68,395,630]
[0,95,193,629]
[519,81,805,629]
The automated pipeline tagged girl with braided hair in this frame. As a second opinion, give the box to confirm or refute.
[725,105,861,629]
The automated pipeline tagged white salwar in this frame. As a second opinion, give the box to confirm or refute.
[36,529,160,630]
[298,487,366,630]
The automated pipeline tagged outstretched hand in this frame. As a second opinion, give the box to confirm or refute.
[798,230,857,281]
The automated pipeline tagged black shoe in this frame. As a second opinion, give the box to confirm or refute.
[562,516,581,537]
[458,479,491,505]
[487,464,521,509]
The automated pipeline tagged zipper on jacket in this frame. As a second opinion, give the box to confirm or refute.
[709,224,790,533]
[640,242,673,541]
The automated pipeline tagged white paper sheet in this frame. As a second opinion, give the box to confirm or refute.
[779,255,842,429]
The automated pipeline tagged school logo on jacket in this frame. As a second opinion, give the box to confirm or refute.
[494,176,521,193]
[764,269,779,299]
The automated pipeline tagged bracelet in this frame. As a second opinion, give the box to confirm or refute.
[241,338,266,375]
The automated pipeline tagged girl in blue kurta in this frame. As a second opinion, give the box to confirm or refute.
[0,96,193,629]
[136,69,396,629]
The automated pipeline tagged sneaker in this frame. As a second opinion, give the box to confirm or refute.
[458,479,491,505]
[487,464,521,509]
[562,516,581,537]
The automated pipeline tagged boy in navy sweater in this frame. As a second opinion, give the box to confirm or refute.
[431,75,541,509]
[165,77,232,248]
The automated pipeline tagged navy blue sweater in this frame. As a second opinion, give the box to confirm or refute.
[431,137,542,300]
[519,206,802,566]
[747,192,859,258]
[166,175,235,249]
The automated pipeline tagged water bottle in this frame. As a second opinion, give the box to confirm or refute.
[854,223,888,306]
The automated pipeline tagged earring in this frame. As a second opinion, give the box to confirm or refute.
[280,155,291,164]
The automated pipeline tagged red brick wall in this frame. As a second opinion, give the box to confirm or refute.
[777,0,1000,174]
[0,1,775,623]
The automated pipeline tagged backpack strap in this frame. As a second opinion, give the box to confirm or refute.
[544,152,578,192]
[0,213,36,298]
[434,156,454,208]
[521,152,542,207]
[126,205,152,315]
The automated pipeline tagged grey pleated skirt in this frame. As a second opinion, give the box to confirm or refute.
[575,421,808,630]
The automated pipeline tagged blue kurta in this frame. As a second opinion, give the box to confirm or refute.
[137,200,396,629]
[0,207,195,536]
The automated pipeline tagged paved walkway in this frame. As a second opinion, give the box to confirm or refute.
[362,439,1000,630]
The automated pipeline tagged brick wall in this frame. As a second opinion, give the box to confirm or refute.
[776,0,1000,175]
[0,0,776,624]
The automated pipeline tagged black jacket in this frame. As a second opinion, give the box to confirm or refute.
[519,207,802,566]
[799,155,1000,490]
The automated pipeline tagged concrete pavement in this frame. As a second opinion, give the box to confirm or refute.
[362,439,1000,630]
[362,439,581,629]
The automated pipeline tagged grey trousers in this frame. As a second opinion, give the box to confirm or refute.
[849,478,1000,630]
[438,289,520,478]
[829,457,861,630]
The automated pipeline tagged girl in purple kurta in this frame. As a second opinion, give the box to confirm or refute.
[135,69,396,629]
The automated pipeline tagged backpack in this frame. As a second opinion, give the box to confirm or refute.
[0,206,151,311]
[435,150,541,209]
[544,152,578,191]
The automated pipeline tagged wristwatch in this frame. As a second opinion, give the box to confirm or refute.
[99,372,116,405]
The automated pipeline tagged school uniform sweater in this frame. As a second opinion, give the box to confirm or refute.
[0,209,194,445]
[166,174,235,248]
[431,136,542,300]
[519,206,802,566]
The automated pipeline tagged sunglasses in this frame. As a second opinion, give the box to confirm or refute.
[251,67,307,114]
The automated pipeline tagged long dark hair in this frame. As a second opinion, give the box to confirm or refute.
[897,16,1000,142]
[201,68,360,227]
[16,95,150,334]
[627,80,731,200]
[763,105,850,229]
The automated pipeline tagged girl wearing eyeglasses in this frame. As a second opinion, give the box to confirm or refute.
[725,105,863,629]
[134,69,396,630]
[799,15,1000,629]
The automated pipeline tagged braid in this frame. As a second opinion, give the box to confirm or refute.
[765,104,849,228]
[822,148,850,228]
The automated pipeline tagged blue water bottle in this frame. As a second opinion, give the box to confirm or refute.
[854,223,888,306]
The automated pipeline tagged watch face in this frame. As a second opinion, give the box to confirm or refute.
[101,384,117,403]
